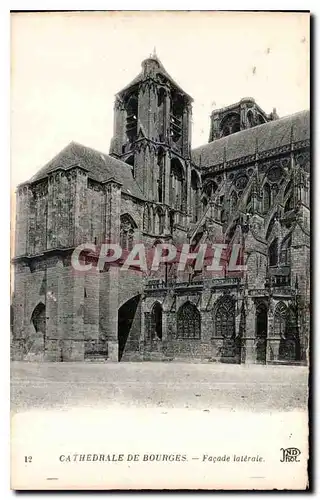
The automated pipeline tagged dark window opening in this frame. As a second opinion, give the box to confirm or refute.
[247,110,254,127]
[170,92,184,144]
[170,158,185,211]
[285,195,294,213]
[31,302,46,334]
[220,113,240,138]
[268,238,278,267]
[125,94,138,143]
[118,295,140,361]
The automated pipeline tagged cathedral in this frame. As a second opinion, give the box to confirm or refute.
[12,55,310,365]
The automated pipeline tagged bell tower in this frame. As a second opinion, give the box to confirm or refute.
[110,54,193,213]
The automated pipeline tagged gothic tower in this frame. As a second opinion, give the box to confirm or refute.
[109,53,194,221]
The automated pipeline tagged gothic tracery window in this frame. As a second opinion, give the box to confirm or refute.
[120,214,136,251]
[177,301,201,339]
[274,302,287,338]
[170,158,185,211]
[280,235,292,265]
[220,113,240,137]
[274,303,300,361]
[214,296,235,338]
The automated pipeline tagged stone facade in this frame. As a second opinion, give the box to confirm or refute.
[12,55,310,364]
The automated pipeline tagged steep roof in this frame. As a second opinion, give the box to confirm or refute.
[192,110,310,169]
[28,142,145,200]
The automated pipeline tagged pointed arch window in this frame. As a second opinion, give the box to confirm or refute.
[120,214,136,251]
[214,296,235,338]
[143,205,151,233]
[274,303,300,361]
[177,301,201,339]
[170,158,185,211]
[268,238,279,267]
[274,302,287,338]
[247,110,254,127]
[284,195,294,213]
[125,94,138,143]
[203,180,218,200]
[263,183,271,213]
[220,113,240,137]
[154,208,164,235]
[284,180,293,199]
[280,235,292,265]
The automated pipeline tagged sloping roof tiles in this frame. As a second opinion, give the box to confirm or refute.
[192,110,310,169]
[28,142,145,200]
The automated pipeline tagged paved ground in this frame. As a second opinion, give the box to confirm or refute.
[11,361,308,413]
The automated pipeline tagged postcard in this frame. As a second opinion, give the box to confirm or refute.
[10,10,310,490]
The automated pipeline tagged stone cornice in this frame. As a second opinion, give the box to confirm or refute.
[198,140,310,174]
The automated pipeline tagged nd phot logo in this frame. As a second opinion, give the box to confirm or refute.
[280,447,301,463]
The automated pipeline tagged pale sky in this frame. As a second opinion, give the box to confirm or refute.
[11,11,310,188]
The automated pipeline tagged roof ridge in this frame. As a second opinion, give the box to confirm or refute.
[192,109,310,153]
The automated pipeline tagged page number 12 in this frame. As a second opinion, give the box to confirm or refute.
[24,456,32,463]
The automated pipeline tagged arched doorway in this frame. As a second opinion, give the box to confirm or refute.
[256,303,268,364]
[31,302,46,334]
[117,295,140,361]
[29,302,46,358]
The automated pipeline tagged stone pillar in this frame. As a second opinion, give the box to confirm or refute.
[100,266,119,361]
[162,309,168,342]
[164,91,171,142]
[101,179,121,361]
[139,296,146,356]
[164,153,172,207]
[15,184,30,257]
[110,97,126,156]
[243,297,256,363]
[182,102,191,158]
[209,112,221,142]
[73,167,89,247]
[266,299,278,363]
[12,262,31,359]
[45,257,60,361]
